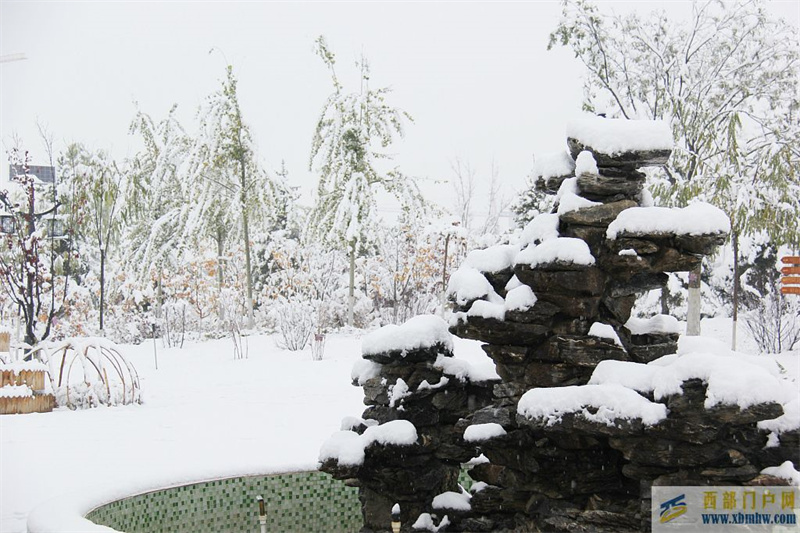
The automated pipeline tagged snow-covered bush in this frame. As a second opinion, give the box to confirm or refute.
[745,285,800,353]
[274,299,315,351]
[29,338,141,409]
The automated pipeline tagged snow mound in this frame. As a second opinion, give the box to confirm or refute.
[505,285,537,312]
[575,150,598,175]
[464,423,507,442]
[434,354,500,384]
[520,213,560,245]
[319,420,418,467]
[761,461,800,486]
[351,359,382,385]
[464,244,518,274]
[518,383,667,427]
[446,267,494,306]
[607,203,730,239]
[533,150,575,181]
[412,513,451,532]
[625,315,681,335]
[433,489,471,511]
[566,116,673,154]
[588,323,622,345]
[362,315,453,356]
[590,352,796,410]
[467,300,505,321]
[515,237,595,268]
[759,398,800,434]
[557,192,601,215]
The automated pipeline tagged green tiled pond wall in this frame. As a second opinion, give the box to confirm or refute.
[86,468,476,533]
[85,471,362,533]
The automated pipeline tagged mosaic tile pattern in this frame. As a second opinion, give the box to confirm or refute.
[86,471,362,533]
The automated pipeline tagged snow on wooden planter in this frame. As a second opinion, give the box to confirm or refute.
[0,363,54,414]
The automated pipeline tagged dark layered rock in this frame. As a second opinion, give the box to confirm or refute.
[325,125,796,533]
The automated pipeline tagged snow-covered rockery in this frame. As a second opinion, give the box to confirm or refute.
[432,118,798,533]
[319,315,499,530]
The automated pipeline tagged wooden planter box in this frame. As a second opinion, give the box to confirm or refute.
[0,393,55,415]
[0,369,46,390]
[0,368,54,414]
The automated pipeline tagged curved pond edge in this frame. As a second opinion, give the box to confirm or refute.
[27,464,361,533]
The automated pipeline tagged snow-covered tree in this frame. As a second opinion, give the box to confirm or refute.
[0,149,65,347]
[124,105,193,317]
[193,65,272,328]
[549,0,800,343]
[75,150,125,332]
[308,36,418,326]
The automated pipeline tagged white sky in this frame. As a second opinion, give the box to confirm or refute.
[1,1,798,215]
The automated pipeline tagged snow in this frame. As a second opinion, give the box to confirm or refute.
[0,384,33,398]
[388,378,410,408]
[761,461,800,486]
[504,285,537,312]
[432,490,471,511]
[533,150,575,181]
[351,359,382,385]
[318,420,419,467]
[470,481,489,493]
[566,116,673,154]
[518,383,667,426]
[412,513,450,532]
[361,315,453,356]
[520,213,560,245]
[759,398,800,434]
[434,352,500,384]
[515,237,596,268]
[588,323,622,345]
[606,203,731,239]
[11,333,367,533]
[463,244,518,274]
[0,361,48,373]
[618,249,638,257]
[575,150,598,175]
[467,299,505,321]
[556,192,601,215]
[504,275,523,291]
[554,176,579,204]
[589,351,796,410]
[417,376,449,391]
[463,423,507,442]
[446,267,494,306]
[625,314,682,335]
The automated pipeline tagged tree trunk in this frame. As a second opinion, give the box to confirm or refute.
[216,227,225,322]
[441,234,450,316]
[731,231,739,350]
[241,198,255,329]
[99,249,105,333]
[660,283,670,315]
[239,163,255,330]
[348,241,355,327]
[686,263,702,336]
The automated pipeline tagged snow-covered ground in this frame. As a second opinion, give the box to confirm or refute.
[1,318,797,533]
[0,330,490,533]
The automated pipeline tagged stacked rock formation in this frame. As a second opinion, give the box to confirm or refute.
[319,315,498,532]
[444,117,797,531]
[320,117,798,533]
